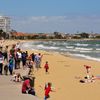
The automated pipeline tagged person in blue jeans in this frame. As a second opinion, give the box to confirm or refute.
[9,55,14,75]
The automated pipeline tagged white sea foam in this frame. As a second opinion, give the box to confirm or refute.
[75,47,93,51]
[96,48,100,51]
[60,48,67,51]
[66,46,74,49]
[69,49,91,53]
[37,44,59,50]
[96,44,100,46]
[71,54,100,62]
[75,43,89,46]
[20,42,33,50]
[79,51,92,53]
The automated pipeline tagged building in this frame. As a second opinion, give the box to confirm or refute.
[0,16,10,33]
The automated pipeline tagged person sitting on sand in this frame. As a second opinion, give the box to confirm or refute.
[11,72,22,82]
[79,74,95,83]
[22,78,35,95]
[16,73,22,82]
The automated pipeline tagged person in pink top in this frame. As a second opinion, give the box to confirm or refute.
[22,79,30,93]
[22,78,35,95]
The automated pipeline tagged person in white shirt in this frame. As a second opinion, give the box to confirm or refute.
[16,49,22,69]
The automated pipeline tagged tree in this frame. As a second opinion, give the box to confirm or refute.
[54,32,63,39]
[80,32,89,38]
[0,29,8,39]
[2,32,6,39]
[0,29,3,39]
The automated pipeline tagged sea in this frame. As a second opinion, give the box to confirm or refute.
[20,40,100,62]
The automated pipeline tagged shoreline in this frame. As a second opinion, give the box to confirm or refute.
[4,38,100,41]
[19,40,100,62]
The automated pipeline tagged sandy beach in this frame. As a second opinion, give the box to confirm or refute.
[1,40,100,100]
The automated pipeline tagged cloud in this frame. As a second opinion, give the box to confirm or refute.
[11,15,100,33]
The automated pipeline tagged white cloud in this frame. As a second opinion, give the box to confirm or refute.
[11,15,100,33]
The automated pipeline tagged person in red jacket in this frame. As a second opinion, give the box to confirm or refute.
[44,82,52,100]
[44,61,49,74]
[39,82,55,100]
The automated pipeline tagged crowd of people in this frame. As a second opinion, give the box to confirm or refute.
[0,41,54,100]
[0,43,43,75]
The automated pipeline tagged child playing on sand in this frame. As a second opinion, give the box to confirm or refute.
[11,72,22,82]
[44,82,55,100]
[39,82,55,100]
[84,65,91,73]
[44,61,49,74]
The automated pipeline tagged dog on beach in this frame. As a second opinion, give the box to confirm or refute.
[4,64,8,75]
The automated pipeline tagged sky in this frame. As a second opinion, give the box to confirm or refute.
[0,0,100,33]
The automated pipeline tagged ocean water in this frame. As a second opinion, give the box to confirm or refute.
[20,40,100,62]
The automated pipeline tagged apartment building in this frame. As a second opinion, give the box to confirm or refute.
[0,16,10,33]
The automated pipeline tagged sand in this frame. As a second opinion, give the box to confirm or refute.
[1,40,100,100]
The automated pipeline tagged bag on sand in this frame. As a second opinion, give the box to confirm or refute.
[28,88,35,95]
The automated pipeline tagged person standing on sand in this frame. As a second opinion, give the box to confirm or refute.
[34,54,40,70]
[9,55,14,75]
[25,51,28,58]
[84,65,91,73]
[9,44,17,69]
[38,53,43,68]
[0,51,4,75]
[39,82,55,100]
[31,53,35,62]
[34,53,43,70]
[3,45,8,62]
[16,48,22,69]
[22,52,27,69]
[10,44,16,58]
[44,61,49,74]
[44,82,55,100]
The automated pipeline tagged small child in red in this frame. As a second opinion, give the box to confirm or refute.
[84,65,91,73]
[44,61,49,73]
